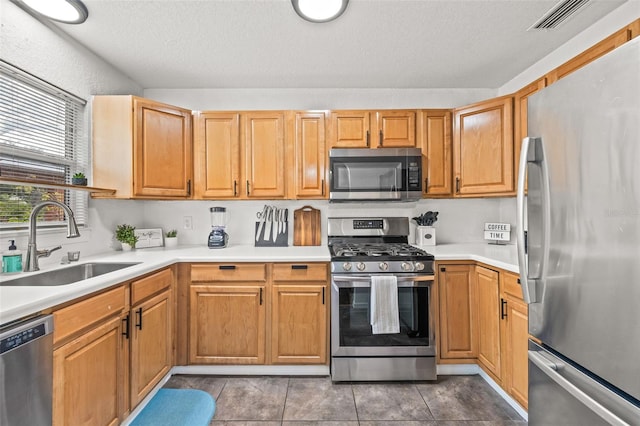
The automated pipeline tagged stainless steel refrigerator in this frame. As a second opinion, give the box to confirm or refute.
[517,36,640,425]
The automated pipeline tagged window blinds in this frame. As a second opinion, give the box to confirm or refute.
[0,60,88,228]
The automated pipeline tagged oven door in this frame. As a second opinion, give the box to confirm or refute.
[328,148,422,201]
[331,274,435,357]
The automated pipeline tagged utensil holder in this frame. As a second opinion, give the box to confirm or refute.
[416,226,436,246]
[255,221,289,247]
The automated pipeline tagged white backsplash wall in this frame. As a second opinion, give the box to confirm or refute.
[138,197,515,248]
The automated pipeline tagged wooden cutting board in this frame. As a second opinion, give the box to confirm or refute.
[293,206,321,246]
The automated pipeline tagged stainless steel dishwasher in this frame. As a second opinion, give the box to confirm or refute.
[0,315,53,426]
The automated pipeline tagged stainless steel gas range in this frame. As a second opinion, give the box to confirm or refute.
[328,217,436,381]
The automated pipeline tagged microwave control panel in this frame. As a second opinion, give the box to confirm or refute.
[408,160,421,189]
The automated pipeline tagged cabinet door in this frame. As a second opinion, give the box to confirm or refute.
[53,315,127,426]
[271,284,327,364]
[194,112,241,198]
[375,110,417,148]
[133,98,192,198]
[438,264,477,359]
[503,295,529,409]
[514,78,546,193]
[244,112,286,198]
[476,266,502,382]
[292,112,326,198]
[130,289,173,407]
[189,284,266,364]
[453,96,514,196]
[330,111,371,148]
[421,110,452,196]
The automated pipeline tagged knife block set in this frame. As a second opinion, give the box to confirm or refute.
[255,207,289,247]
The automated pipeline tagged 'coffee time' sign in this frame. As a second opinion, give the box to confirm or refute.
[484,223,511,244]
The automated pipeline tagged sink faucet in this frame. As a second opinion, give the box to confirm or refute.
[24,200,81,272]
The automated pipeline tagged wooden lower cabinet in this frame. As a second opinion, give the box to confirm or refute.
[53,315,127,426]
[437,263,477,359]
[272,283,327,364]
[189,284,266,364]
[130,288,173,407]
[476,266,502,383]
[188,262,328,365]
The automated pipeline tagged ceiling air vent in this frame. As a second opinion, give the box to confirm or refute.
[530,0,591,30]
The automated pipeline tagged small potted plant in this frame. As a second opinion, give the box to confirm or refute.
[115,224,138,251]
[164,229,178,248]
[72,172,87,186]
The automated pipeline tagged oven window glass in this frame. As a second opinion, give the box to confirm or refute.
[337,287,430,346]
[333,161,402,191]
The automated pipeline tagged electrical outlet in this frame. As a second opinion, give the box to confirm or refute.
[183,216,193,230]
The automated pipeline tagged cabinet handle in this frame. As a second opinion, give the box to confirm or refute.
[321,179,325,196]
[517,278,521,284]
[455,177,460,193]
[500,298,507,320]
[378,130,383,147]
[219,265,236,270]
[322,287,325,305]
[246,180,250,196]
[187,179,191,196]
[366,130,370,147]
[122,314,130,339]
[440,267,446,272]
[424,178,428,193]
[136,307,143,330]
[259,288,263,305]
[291,264,308,270]
[233,180,238,197]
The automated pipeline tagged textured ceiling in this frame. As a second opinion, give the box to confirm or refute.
[51,0,629,89]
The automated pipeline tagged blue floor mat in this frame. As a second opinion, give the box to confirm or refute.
[130,388,216,426]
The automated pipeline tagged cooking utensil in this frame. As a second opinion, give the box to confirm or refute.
[256,205,268,242]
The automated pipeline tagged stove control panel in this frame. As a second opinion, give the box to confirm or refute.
[352,219,384,229]
[331,260,433,274]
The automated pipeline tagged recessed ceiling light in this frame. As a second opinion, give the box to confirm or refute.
[292,0,349,23]
[11,0,89,24]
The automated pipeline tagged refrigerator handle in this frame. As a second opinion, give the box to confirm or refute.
[529,350,630,426]
[517,136,537,303]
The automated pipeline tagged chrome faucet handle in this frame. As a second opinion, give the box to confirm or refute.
[37,245,62,258]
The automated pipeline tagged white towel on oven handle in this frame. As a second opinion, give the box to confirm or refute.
[370,275,400,334]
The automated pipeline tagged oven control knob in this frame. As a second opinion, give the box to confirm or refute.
[342,262,352,271]
[401,262,414,272]
[378,262,389,271]
[356,262,366,271]
[414,262,425,271]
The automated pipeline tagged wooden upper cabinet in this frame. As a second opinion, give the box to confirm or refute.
[244,112,286,198]
[92,96,192,199]
[453,96,514,197]
[420,110,452,196]
[329,110,417,149]
[330,111,371,148]
[375,110,416,148]
[289,111,327,198]
[193,112,241,198]
[514,78,546,192]
[546,26,632,85]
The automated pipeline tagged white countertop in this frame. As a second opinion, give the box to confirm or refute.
[0,242,520,325]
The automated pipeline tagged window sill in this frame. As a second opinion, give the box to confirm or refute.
[0,176,116,196]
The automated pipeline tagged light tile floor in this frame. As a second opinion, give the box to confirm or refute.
[164,375,526,425]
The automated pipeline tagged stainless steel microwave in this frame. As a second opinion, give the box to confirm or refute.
[329,148,423,202]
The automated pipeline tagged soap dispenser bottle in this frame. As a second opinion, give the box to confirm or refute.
[2,240,23,273]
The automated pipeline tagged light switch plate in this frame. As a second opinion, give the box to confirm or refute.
[135,228,164,248]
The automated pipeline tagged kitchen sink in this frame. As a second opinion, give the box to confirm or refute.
[1,262,141,287]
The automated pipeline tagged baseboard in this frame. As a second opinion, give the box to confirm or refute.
[477,368,529,421]
[171,364,330,376]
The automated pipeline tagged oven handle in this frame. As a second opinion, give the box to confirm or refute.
[332,274,434,288]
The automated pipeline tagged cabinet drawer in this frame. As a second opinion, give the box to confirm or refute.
[191,263,267,282]
[53,285,127,345]
[272,263,328,282]
[502,272,524,300]
[131,267,173,305]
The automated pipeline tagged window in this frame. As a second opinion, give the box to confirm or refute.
[0,60,88,229]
